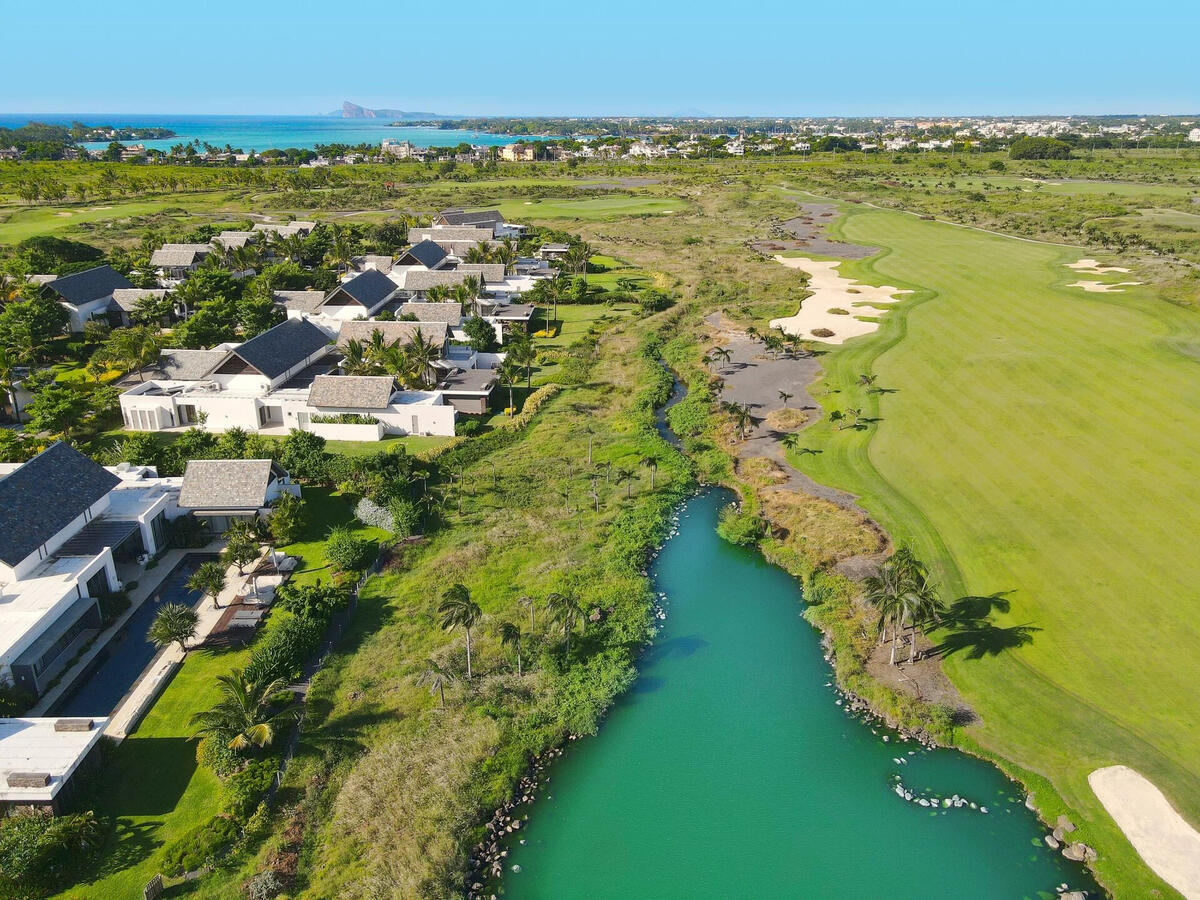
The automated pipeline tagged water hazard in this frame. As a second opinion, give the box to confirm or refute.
[499,490,1097,898]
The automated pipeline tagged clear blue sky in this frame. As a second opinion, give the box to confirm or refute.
[3,0,1197,117]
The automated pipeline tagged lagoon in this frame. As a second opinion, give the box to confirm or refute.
[500,490,1097,898]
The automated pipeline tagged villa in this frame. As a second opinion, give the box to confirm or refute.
[178,458,298,533]
[0,444,177,701]
[149,243,213,281]
[119,316,461,437]
[434,208,528,239]
[40,265,135,333]
[0,716,109,814]
[251,220,316,239]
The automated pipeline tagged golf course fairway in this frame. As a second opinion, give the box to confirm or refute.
[789,202,1200,898]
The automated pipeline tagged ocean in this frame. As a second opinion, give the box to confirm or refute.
[0,113,537,153]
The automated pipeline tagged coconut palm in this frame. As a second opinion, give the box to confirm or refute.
[710,346,732,370]
[497,357,521,416]
[863,547,942,665]
[187,560,227,610]
[778,390,794,407]
[148,602,200,655]
[518,595,536,634]
[565,242,590,285]
[496,237,518,273]
[546,592,582,657]
[640,454,659,490]
[496,621,524,676]
[340,338,374,376]
[190,669,298,750]
[615,466,635,498]
[507,332,537,388]
[857,373,878,389]
[438,583,483,678]
[404,330,440,389]
[325,225,353,275]
[418,658,455,710]
[0,348,20,423]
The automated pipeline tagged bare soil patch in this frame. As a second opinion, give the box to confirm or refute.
[750,202,877,259]
[866,632,975,722]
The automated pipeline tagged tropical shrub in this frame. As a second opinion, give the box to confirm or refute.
[160,815,240,876]
[310,413,379,425]
[222,758,279,821]
[716,502,765,547]
[354,496,393,531]
[244,615,325,684]
[388,497,422,538]
[268,493,306,545]
[245,870,286,900]
[0,810,102,899]
[325,525,373,574]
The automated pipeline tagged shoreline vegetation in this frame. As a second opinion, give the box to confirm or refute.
[3,147,1200,897]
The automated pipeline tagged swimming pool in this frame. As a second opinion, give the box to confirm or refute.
[51,554,216,718]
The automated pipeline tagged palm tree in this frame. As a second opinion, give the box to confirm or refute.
[857,373,878,389]
[543,277,562,331]
[711,346,732,371]
[404,330,440,389]
[723,401,754,440]
[778,390,794,407]
[863,547,942,665]
[496,621,524,676]
[418,658,455,710]
[148,602,200,655]
[326,224,353,275]
[546,592,582,657]
[640,454,659,490]
[615,466,635,498]
[497,358,521,416]
[507,332,537,388]
[187,560,227,610]
[438,583,483,678]
[565,242,591,285]
[190,669,298,750]
[518,595,536,634]
[341,338,374,375]
[0,348,20,424]
[496,237,518,274]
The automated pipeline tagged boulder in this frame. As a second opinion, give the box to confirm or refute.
[1057,814,1077,833]
[1061,843,1092,862]
[1045,835,1061,850]
[1052,826,1065,841]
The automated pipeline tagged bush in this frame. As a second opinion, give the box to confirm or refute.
[354,496,394,531]
[0,681,32,717]
[463,315,497,352]
[1009,136,1072,160]
[222,758,278,821]
[310,413,379,425]
[160,815,240,876]
[245,615,326,684]
[0,811,102,898]
[454,417,483,437]
[275,582,348,621]
[325,525,373,574]
[388,497,422,538]
[277,430,328,483]
[638,290,674,313]
[716,502,765,547]
[268,493,306,545]
[245,870,286,900]
[197,734,242,777]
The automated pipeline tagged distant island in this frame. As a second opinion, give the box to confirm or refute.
[331,101,449,120]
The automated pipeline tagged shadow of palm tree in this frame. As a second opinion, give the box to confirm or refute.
[933,591,1037,660]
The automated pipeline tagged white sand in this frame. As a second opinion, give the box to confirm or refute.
[1067,258,1131,274]
[769,256,911,344]
[1068,280,1143,293]
[1089,766,1200,899]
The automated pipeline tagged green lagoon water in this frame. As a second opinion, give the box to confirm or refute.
[501,490,1096,898]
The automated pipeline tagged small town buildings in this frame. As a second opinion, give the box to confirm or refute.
[251,221,316,239]
[499,143,535,162]
[40,265,134,333]
[538,243,570,260]
[318,269,402,320]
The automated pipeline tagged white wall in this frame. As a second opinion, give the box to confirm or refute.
[308,422,386,441]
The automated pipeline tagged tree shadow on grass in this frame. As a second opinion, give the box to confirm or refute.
[932,592,1040,660]
[99,736,199,817]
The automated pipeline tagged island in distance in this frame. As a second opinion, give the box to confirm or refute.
[331,100,448,119]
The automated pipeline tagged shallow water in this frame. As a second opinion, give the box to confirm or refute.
[500,490,1097,898]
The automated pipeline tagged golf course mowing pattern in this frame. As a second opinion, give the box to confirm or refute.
[788,204,1200,897]
[490,195,684,220]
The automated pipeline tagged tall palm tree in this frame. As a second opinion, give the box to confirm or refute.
[404,330,440,389]
[640,454,659,490]
[326,224,353,275]
[190,669,298,750]
[341,338,374,375]
[518,595,536,634]
[711,346,732,371]
[778,390,794,407]
[438,584,483,678]
[543,277,562,331]
[496,237,518,274]
[187,560,227,610]
[418,658,455,710]
[496,621,524,676]
[546,592,582,657]
[863,547,942,665]
[615,467,635,498]
[507,332,537,388]
[0,348,20,424]
[497,358,521,415]
[565,242,590,285]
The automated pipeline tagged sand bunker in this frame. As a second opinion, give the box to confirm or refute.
[769,256,911,344]
[1068,280,1142,293]
[1067,258,1131,274]
[1089,766,1200,899]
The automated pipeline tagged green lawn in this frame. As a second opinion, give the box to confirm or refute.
[55,489,383,898]
[488,195,685,220]
[787,203,1200,898]
[0,193,239,245]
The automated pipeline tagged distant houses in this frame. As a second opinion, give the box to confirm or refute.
[39,265,134,332]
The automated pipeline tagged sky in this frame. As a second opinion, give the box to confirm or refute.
[3,0,1198,117]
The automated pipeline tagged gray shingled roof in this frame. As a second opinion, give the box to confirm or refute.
[453,262,505,283]
[111,288,167,313]
[397,240,447,269]
[212,231,256,250]
[307,375,396,409]
[436,208,504,227]
[0,443,120,567]
[152,348,228,381]
[273,290,325,313]
[351,254,394,274]
[410,226,495,243]
[400,269,468,292]
[179,459,282,511]
[324,269,397,312]
[43,266,133,306]
[337,320,448,349]
[398,302,462,325]
[232,318,331,379]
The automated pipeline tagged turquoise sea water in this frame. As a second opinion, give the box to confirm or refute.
[0,113,537,152]
[500,490,1098,899]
